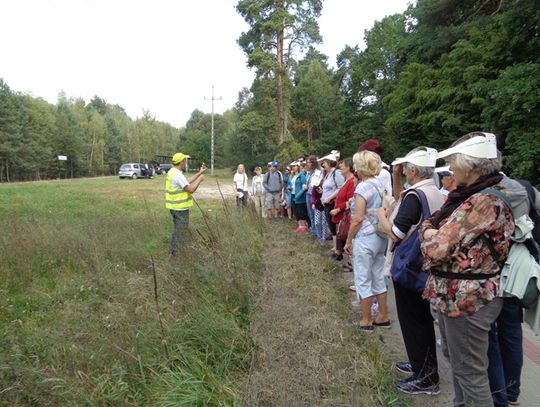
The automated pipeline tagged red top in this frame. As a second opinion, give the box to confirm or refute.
[331,176,356,223]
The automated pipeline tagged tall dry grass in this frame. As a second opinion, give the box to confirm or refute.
[0,177,263,405]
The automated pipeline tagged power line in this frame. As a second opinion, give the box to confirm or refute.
[204,85,222,176]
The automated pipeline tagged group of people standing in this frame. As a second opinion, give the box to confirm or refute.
[168,131,539,407]
[232,133,540,407]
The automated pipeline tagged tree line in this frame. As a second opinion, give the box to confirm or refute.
[1,0,539,183]
[226,0,539,183]
[0,83,179,181]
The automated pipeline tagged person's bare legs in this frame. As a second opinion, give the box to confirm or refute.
[375,292,389,323]
[360,296,374,326]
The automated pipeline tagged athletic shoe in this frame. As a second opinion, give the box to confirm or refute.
[508,399,520,406]
[349,285,356,292]
[298,226,309,233]
[395,361,413,374]
[395,375,416,386]
[295,226,302,232]
[396,376,440,395]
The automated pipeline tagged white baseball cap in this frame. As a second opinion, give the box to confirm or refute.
[437,132,498,160]
[391,147,438,167]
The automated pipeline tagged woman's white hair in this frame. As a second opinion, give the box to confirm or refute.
[404,147,434,180]
[405,162,434,179]
[450,152,502,175]
[448,132,502,175]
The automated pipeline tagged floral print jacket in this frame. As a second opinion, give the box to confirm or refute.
[420,192,514,317]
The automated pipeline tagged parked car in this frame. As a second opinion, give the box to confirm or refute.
[158,163,173,174]
[118,163,147,179]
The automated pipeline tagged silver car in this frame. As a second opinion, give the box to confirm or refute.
[118,163,145,179]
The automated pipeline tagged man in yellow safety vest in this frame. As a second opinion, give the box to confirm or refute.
[166,152,206,256]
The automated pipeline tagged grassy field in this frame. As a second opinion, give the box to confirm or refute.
[0,175,263,405]
[1,174,409,406]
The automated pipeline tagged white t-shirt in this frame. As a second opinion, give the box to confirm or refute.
[309,168,322,188]
[377,165,393,198]
[172,170,189,190]
[291,174,299,195]
[233,172,249,191]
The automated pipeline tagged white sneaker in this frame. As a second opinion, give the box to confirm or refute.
[351,299,360,307]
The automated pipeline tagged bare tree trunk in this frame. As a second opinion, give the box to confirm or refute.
[275,0,287,145]
[6,160,10,182]
[89,136,95,175]
[307,124,312,148]
[276,26,285,145]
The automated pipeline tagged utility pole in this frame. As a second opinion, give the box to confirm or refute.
[204,85,222,176]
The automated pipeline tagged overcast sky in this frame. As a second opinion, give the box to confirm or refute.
[1,0,411,128]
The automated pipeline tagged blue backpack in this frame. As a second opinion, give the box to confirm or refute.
[390,189,431,293]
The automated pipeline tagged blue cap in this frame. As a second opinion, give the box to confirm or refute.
[271,161,278,167]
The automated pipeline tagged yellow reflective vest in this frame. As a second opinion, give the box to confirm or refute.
[165,167,193,210]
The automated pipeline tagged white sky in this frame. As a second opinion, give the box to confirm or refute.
[1,0,411,128]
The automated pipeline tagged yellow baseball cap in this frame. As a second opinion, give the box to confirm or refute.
[172,152,190,164]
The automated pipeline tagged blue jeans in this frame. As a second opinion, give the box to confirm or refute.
[487,297,523,406]
[314,208,327,245]
[170,209,189,256]
[306,193,315,233]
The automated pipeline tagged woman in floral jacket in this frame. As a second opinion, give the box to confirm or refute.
[420,132,514,407]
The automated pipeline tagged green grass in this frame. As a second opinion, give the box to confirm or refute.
[0,176,263,406]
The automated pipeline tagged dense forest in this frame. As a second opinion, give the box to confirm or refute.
[1,0,539,183]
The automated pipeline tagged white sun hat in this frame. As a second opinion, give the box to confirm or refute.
[318,152,339,162]
[435,166,453,174]
[289,161,300,166]
[391,147,438,168]
[437,132,498,160]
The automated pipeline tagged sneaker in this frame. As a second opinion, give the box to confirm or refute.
[298,226,308,233]
[349,285,356,292]
[351,299,360,307]
[508,399,520,406]
[395,374,416,386]
[396,376,440,395]
[395,361,413,374]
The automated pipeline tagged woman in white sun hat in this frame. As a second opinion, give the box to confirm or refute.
[378,147,445,395]
[320,151,345,253]
[419,132,514,407]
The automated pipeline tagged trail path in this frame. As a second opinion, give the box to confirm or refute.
[244,221,407,406]
[243,217,540,406]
